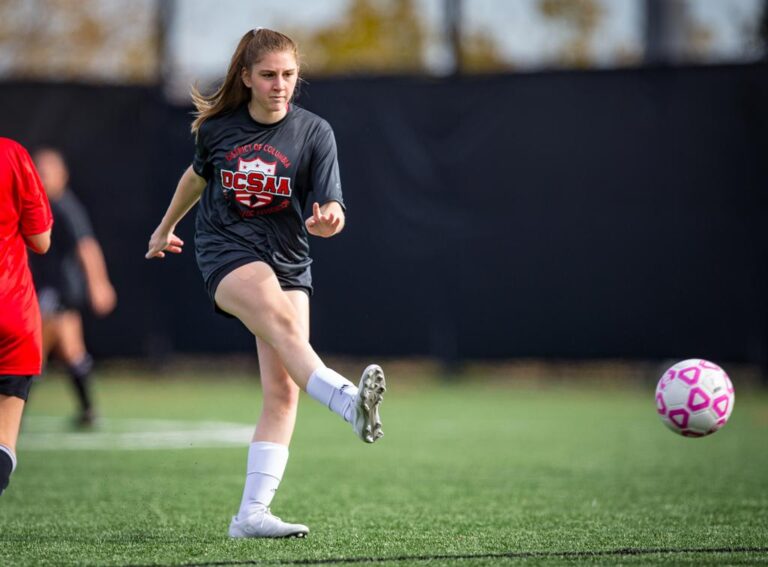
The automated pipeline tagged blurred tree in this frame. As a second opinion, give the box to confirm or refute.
[684,20,715,61]
[460,31,507,74]
[645,0,764,65]
[444,0,506,75]
[0,0,158,83]
[292,0,427,75]
[538,0,603,68]
[291,0,504,76]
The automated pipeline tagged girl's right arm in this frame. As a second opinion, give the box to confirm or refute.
[145,165,207,259]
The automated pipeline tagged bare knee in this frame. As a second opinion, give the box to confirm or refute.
[266,308,306,350]
[262,375,299,416]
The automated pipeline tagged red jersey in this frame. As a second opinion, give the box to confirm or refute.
[0,138,53,375]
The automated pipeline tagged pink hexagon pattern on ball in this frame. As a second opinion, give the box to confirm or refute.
[712,395,730,418]
[668,408,689,429]
[687,387,711,412]
[659,370,675,391]
[678,366,701,385]
[698,360,722,370]
[716,418,727,427]
[656,393,667,415]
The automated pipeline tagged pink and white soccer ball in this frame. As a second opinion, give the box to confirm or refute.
[655,359,734,437]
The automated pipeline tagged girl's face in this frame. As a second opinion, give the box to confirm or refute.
[242,50,298,121]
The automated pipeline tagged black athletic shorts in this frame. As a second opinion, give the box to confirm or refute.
[0,375,33,401]
[37,286,84,317]
[200,245,313,319]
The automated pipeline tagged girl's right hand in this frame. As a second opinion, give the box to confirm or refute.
[145,228,184,259]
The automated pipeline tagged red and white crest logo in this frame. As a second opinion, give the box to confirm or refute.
[238,156,276,176]
[233,157,276,208]
[220,156,292,209]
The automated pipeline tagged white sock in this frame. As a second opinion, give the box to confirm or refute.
[306,366,358,423]
[0,444,16,472]
[237,441,289,520]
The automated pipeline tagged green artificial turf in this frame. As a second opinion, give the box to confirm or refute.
[1,367,767,566]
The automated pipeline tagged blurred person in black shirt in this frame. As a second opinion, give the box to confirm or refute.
[30,148,116,427]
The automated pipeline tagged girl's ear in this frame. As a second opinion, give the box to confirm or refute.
[241,67,252,88]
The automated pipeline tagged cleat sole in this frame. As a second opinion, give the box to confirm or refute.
[354,364,386,443]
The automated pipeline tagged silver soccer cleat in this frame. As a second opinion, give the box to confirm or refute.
[228,509,309,539]
[353,364,386,443]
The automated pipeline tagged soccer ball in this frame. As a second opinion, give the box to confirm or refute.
[655,359,734,437]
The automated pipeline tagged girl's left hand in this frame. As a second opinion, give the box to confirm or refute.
[305,202,344,238]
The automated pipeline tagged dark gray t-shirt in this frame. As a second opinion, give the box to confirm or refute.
[192,104,344,283]
[29,189,94,308]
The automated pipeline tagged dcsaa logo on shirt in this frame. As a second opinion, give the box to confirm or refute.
[220,156,292,209]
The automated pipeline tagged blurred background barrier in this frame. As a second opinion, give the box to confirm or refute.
[1,62,766,365]
[1,0,767,369]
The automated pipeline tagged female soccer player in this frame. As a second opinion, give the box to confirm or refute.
[146,28,386,539]
[0,138,53,496]
[30,147,117,428]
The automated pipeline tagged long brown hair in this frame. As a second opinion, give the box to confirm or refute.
[190,28,300,134]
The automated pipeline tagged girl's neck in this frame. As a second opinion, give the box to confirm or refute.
[247,101,287,125]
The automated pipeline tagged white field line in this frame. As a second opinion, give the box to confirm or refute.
[20,417,254,450]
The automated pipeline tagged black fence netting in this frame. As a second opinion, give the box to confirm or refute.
[1,63,766,364]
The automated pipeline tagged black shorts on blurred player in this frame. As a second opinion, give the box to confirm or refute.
[37,286,85,317]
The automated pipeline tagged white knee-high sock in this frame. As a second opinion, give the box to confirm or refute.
[237,442,289,520]
[306,367,357,423]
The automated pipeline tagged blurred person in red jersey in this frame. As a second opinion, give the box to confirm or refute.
[0,137,53,496]
[29,147,116,428]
